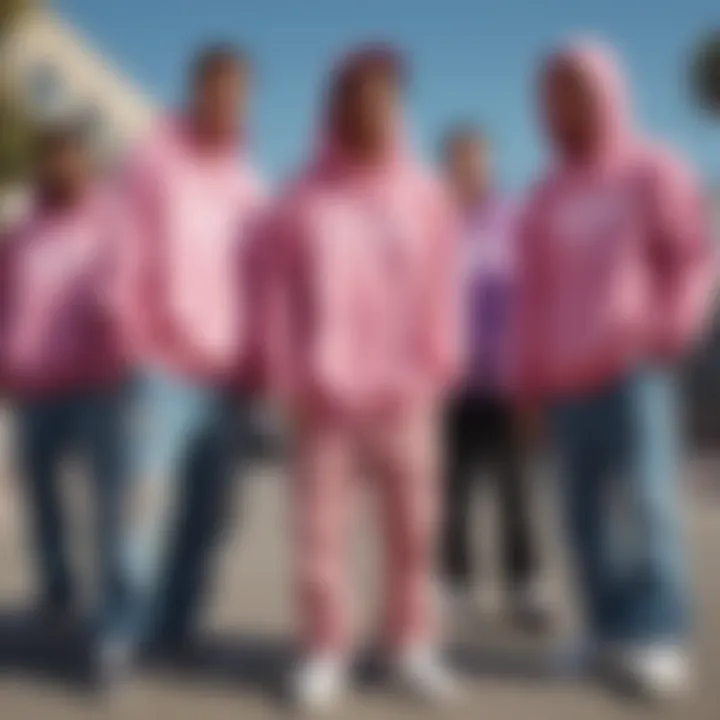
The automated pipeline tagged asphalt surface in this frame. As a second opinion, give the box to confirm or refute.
[1,430,719,719]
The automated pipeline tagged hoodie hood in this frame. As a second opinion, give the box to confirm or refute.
[313,44,410,180]
[542,38,636,166]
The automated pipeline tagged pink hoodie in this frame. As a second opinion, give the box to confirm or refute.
[117,117,266,383]
[0,191,123,395]
[263,67,460,417]
[516,40,715,399]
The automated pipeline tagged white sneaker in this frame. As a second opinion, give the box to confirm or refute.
[290,655,348,713]
[391,645,459,705]
[609,645,691,700]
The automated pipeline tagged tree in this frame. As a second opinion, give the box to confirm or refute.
[691,31,720,115]
[0,0,39,187]
[0,87,34,186]
[0,0,41,31]
[0,0,36,34]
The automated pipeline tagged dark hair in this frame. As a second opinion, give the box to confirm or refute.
[35,119,86,157]
[330,44,407,110]
[192,43,250,85]
[441,122,486,160]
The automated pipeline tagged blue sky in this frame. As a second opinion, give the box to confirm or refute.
[57,0,719,190]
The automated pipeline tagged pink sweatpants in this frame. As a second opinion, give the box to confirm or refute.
[293,406,441,655]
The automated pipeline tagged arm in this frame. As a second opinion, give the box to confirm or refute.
[265,197,355,419]
[511,192,548,403]
[243,203,288,395]
[424,186,464,397]
[646,153,717,358]
[108,148,161,365]
[255,201,309,408]
[0,235,14,395]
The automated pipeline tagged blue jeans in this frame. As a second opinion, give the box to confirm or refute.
[123,369,253,645]
[551,366,690,644]
[17,388,126,639]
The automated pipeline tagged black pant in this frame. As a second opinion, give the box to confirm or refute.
[441,393,538,591]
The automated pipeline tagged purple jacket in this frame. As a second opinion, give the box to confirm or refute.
[461,194,518,396]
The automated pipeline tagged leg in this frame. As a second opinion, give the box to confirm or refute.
[376,409,441,652]
[77,388,127,641]
[493,402,538,589]
[439,397,478,593]
[606,369,690,643]
[552,400,613,638]
[120,371,208,646]
[16,400,72,611]
[295,417,355,654]
[155,394,251,642]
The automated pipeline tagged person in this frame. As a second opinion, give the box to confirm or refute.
[0,121,127,675]
[516,39,715,699]
[263,45,461,711]
[116,44,266,661]
[439,125,550,629]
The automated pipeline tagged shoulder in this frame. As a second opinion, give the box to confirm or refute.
[621,143,707,228]
[632,142,701,196]
[244,167,271,206]
[515,174,557,229]
[0,207,40,259]
[231,163,271,217]
[409,162,449,203]
[120,117,181,185]
[403,164,456,230]
[278,163,342,219]
[489,193,522,228]
[258,169,321,249]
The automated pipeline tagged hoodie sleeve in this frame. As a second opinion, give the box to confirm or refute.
[239,198,281,392]
[265,193,360,417]
[423,182,464,395]
[645,150,717,358]
[0,233,15,392]
[239,171,272,353]
[110,144,163,364]
[499,202,525,396]
[251,196,310,406]
[292,200,352,415]
[512,187,550,399]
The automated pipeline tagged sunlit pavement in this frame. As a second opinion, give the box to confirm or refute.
[1,447,720,719]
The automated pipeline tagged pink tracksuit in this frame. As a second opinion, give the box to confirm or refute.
[264,62,460,654]
[116,117,267,383]
[516,41,715,399]
[0,191,123,395]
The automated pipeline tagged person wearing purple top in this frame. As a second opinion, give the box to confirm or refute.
[439,125,551,629]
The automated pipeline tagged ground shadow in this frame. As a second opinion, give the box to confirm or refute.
[0,608,294,702]
[446,614,589,687]
[0,607,89,690]
[148,631,294,702]
[450,643,569,684]
[0,605,594,704]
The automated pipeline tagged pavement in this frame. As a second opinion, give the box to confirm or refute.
[1,442,720,719]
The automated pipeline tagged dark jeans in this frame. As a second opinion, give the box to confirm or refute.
[17,387,126,639]
[551,366,689,643]
[440,393,538,592]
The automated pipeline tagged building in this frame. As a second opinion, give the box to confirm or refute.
[0,5,158,231]
[0,5,156,165]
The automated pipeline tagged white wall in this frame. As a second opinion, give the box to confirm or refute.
[0,9,157,160]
